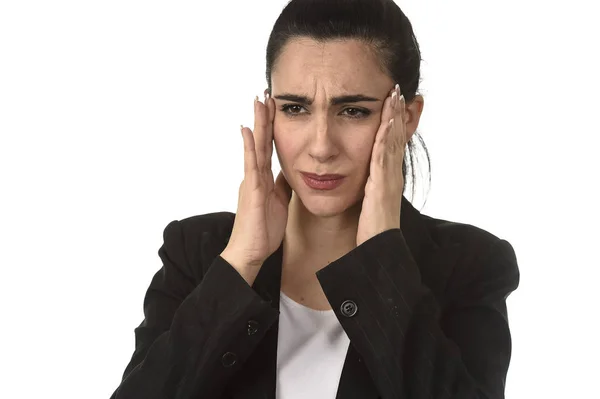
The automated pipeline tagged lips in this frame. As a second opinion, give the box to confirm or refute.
[301,172,345,181]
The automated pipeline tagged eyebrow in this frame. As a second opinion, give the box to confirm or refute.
[273,93,380,106]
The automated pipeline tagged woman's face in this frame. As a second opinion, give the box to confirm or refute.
[271,37,421,217]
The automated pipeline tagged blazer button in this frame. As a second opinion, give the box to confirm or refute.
[221,352,237,367]
[247,320,259,335]
[340,300,358,317]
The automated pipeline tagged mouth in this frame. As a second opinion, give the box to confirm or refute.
[300,172,345,181]
[300,172,346,191]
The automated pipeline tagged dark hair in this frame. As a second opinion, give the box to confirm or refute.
[265,0,431,206]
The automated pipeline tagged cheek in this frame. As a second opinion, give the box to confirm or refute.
[273,129,298,164]
[350,138,377,161]
[273,121,375,161]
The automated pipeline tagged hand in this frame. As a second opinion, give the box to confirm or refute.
[221,93,293,284]
[356,84,406,247]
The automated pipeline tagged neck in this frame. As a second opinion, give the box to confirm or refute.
[283,192,361,269]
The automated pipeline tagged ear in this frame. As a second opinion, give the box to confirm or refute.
[403,95,424,142]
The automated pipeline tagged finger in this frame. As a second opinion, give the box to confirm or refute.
[253,96,268,171]
[388,84,406,149]
[387,86,400,123]
[241,125,259,189]
[397,94,407,148]
[370,116,394,181]
[264,91,275,171]
[375,86,396,141]
[368,95,391,183]
[369,113,390,168]
[383,85,406,149]
[374,94,395,146]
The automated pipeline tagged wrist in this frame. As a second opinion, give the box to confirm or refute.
[220,249,262,286]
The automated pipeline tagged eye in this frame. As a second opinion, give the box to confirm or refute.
[280,104,306,116]
[342,108,371,119]
[279,104,371,119]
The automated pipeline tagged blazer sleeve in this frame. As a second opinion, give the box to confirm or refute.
[110,219,279,399]
[315,228,520,399]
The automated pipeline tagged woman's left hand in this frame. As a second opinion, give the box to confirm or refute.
[356,84,407,247]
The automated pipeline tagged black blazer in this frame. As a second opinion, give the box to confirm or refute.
[109,196,520,399]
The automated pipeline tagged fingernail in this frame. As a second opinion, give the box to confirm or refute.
[391,91,397,108]
[266,93,270,102]
[395,83,400,95]
[389,118,394,128]
[399,95,405,116]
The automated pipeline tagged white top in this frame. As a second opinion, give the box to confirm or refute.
[276,291,351,399]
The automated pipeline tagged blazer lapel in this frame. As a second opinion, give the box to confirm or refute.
[334,342,380,398]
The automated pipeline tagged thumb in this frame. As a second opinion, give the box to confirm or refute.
[274,170,293,204]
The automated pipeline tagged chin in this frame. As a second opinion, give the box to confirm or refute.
[300,192,362,218]
[309,207,345,218]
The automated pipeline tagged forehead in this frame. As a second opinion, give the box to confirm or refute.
[272,37,392,94]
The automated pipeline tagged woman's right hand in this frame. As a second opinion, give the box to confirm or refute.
[221,93,293,284]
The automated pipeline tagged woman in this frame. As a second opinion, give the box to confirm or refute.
[110,0,520,398]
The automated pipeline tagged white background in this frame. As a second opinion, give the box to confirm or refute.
[1,0,598,397]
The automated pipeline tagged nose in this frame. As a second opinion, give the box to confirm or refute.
[307,119,340,162]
